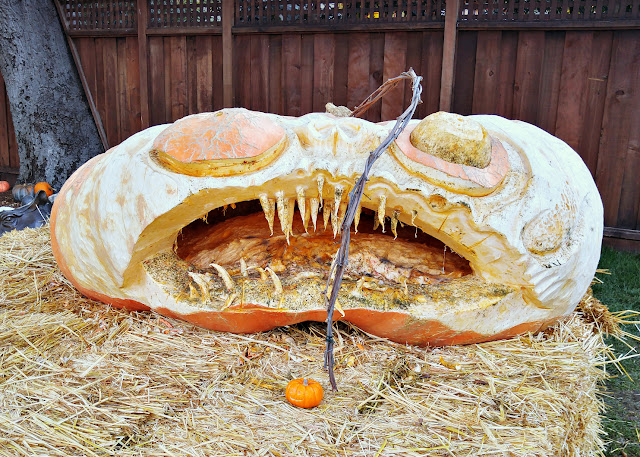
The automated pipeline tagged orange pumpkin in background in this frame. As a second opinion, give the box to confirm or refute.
[0,181,9,193]
[285,378,324,408]
[35,182,54,197]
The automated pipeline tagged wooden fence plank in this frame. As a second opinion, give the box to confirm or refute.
[148,37,166,126]
[196,35,214,113]
[494,31,517,118]
[555,31,592,151]
[117,38,129,141]
[403,32,423,116]
[137,1,149,129]
[170,36,188,122]
[102,38,119,146]
[381,32,407,120]
[250,35,270,112]
[368,32,385,122]
[440,0,459,111]
[332,35,349,108]
[312,34,336,112]
[212,35,224,111]
[420,31,443,118]
[126,36,141,137]
[269,35,283,114]
[579,30,613,175]
[222,0,234,107]
[282,34,302,116]
[472,30,502,114]
[235,35,252,108]
[612,31,640,229]
[536,31,564,134]
[300,34,315,114]
[452,31,477,115]
[347,33,371,110]
[187,36,198,115]
[596,30,639,228]
[512,31,544,124]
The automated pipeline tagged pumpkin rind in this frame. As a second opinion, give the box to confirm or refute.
[285,378,324,408]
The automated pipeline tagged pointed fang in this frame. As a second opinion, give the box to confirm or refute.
[188,272,211,302]
[323,200,332,231]
[391,210,400,239]
[210,263,235,291]
[276,191,290,243]
[310,197,319,231]
[259,194,275,236]
[354,204,361,233]
[296,187,308,232]
[378,195,386,233]
[317,176,325,206]
[265,267,284,295]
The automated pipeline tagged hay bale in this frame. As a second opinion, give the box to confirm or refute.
[0,226,608,456]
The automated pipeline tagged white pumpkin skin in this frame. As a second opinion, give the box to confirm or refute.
[51,109,603,345]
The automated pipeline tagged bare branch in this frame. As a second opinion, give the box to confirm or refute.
[323,69,423,391]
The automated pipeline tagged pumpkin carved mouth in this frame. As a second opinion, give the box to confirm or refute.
[50,108,603,346]
[146,195,507,316]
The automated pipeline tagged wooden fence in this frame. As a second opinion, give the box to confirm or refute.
[0,0,638,249]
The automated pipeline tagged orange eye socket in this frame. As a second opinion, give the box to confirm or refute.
[389,112,510,196]
[152,109,287,177]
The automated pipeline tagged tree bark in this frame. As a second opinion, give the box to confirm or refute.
[0,0,103,189]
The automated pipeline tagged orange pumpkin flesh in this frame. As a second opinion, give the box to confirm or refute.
[285,378,323,408]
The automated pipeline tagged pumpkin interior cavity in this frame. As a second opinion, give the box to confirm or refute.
[175,200,472,285]
[141,199,515,314]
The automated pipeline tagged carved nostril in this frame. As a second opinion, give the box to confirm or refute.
[410,111,492,169]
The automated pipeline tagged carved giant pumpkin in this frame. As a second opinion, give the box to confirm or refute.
[51,109,603,346]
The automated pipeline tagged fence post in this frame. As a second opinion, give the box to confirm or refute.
[222,0,234,107]
[439,0,460,111]
[137,0,150,129]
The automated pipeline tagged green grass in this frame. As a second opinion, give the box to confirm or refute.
[591,246,640,457]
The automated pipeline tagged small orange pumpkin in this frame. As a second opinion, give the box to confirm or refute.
[0,181,9,193]
[285,378,323,408]
[35,181,54,197]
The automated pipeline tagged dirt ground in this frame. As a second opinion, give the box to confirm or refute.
[0,190,19,208]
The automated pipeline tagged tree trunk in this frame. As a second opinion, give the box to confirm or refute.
[0,0,103,189]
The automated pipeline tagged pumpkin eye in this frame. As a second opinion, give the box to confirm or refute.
[152,109,287,178]
[389,112,510,197]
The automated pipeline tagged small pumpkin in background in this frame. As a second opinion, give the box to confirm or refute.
[12,184,35,203]
[35,182,54,197]
[285,378,323,408]
[0,181,9,193]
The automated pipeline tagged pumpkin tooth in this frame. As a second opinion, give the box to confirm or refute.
[391,210,400,240]
[354,203,361,233]
[265,266,283,295]
[287,197,296,238]
[378,195,386,233]
[221,292,238,310]
[275,191,290,243]
[188,271,211,302]
[411,209,419,238]
[210,263,235,291]
[255,266,269,281]
[317,176,325,207]
[240,258,248,277]
[259,193,275,236]
[332,186,344,238]
[310,197,319,231]
[350,276,366,297]
[189,283,199,299]
[296,187,308,232]
[323,200,332,231]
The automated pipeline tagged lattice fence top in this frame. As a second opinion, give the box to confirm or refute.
[61,1,137,30]
[149,0,223,27]
[57,0,639,31]
[234,0,445,26]
[459,0,640,21]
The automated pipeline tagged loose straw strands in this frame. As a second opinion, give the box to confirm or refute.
[0,225,614,456]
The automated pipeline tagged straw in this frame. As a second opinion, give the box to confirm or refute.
[0,225,612,456]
